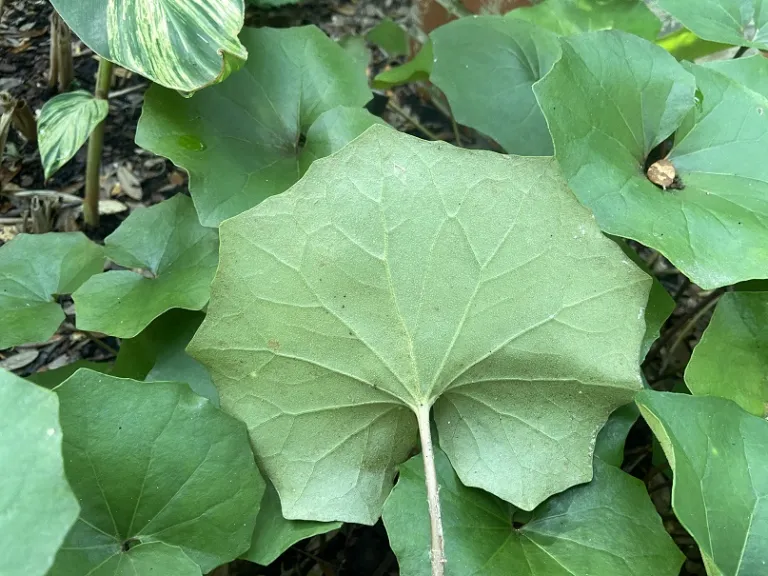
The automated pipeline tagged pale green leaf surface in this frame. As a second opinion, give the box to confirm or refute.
[637,391,768,576]
[508,0,661,40]
[430,16,561,155]
[189,126,650,523]
[338,35,370,77]
[0,370,79,576]
[367,18,410,56]
[49,0,247,92]
[85,542,201,576]
[382,447,683,576]
[73,195,218,338]
[136,26,374,226]
[244,481,341,566]
[654,0,768,50]
[49,369,264,574]
[0,232,104,349]
[38,91,108,179]
[373,40,432,89]
[685,292,768,416]
[535,31,768,288]
[705,55,768,99]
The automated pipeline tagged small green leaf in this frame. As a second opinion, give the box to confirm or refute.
[508,0,661,40]
[637,391,768,576]
[367,18,410,57]
[136,26,375,226]
[0,232,104,349]
[594,402,639,467]
[654,0,768,50]
[536,31,768,288]
[49,0,247,92]
[244,481,341,566]
[38,91,109,179]
[373,40,433,89]
[0,369,79,576]
[189,126,650,524]
[49,369,264,575]
[431,16,561,155]
[704,54,768,99]
[658,28,731,61]
[382,447,683,576]
[27,360,112,389]
[685,292,768,416]
[73,195,218,338]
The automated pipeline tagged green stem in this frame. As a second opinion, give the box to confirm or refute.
[84,57,113,228]
[416,404,446,576]
[387,100,442,141]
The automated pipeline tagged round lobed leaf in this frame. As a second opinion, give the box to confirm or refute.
[38,91,109,179]
[73,195,218,338]
[189,126,650,523]
[535,30,768,288]
[637,391,768,576]
[0,232,104,349]
[49,0,247,92]
[685,291,768,417]
[136,26,378,226]
[0,369,79,576]
[382,447,683,576]
[48,369,264,575]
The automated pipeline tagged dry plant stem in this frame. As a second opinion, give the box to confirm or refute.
[416,404,446,576]
[84,57,114,228]
[57,16,73,91]
[49,13,60,89]
[0,110,12,194]
[12,100,37,142]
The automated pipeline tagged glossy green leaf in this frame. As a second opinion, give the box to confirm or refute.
[508,0,661,40]
[189,126,650,523]
[382,447,683,576]
[49,369,264,575]
[49,0,247,92]
[654,0,768,50]
[0,232,104,349]
[431,16,561,155]
[637,391,768,576]
[38,91,109,179]
[685,291,768,416]
[367,18,410,56]
[136,26,376,226]
[705,54,768,98]
[244,481,341,566]
[373,40,433,89]
[73,195,218,338]
[658,28,731,61]
[0,370,79,576]
[536,31,768,288]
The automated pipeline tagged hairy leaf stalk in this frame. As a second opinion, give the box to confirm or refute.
[84,57,113,228]
[416,404,446,576]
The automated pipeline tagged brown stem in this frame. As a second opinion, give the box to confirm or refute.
[0,109,12,194]
[83,57,113,228]
[56,15,73,91]
[416,404,446,576]
[49,12,60,89]
[11,99,37,142]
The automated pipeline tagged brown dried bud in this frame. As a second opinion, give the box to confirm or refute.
[647,159,676,190]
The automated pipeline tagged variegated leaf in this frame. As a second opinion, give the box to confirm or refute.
[50,0,247,92]
[38,91,108,179]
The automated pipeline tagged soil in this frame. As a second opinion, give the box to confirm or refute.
[0,2,708,574]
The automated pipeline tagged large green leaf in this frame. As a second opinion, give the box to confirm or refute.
[73,195,218,338]
[0,370,79,576]
[685,291,768,416]
[382,447,683,576]
[508,0,661,40]
[637,391,768,576]
[654,0,768,50]
[430,16,561,155]
[705,54,768,98]
[38,91,109,179]
[49,369,264,575]
[188,126,651,523]
[244,481,341,566]
[136,26,377,226]
[49,0,247,92]
[658,28,731,61]
[0,232,104,349]
[535,31,768,289]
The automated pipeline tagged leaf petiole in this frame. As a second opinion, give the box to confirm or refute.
[416,404,446,576]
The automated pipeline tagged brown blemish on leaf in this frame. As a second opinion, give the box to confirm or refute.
[267,339,280,351]
[647,158,676,190]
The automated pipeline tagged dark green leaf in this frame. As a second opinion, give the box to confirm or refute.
[49,369,264,574]
[367,18,410,56]
[594,402,639,467]
[373,41,433,89]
